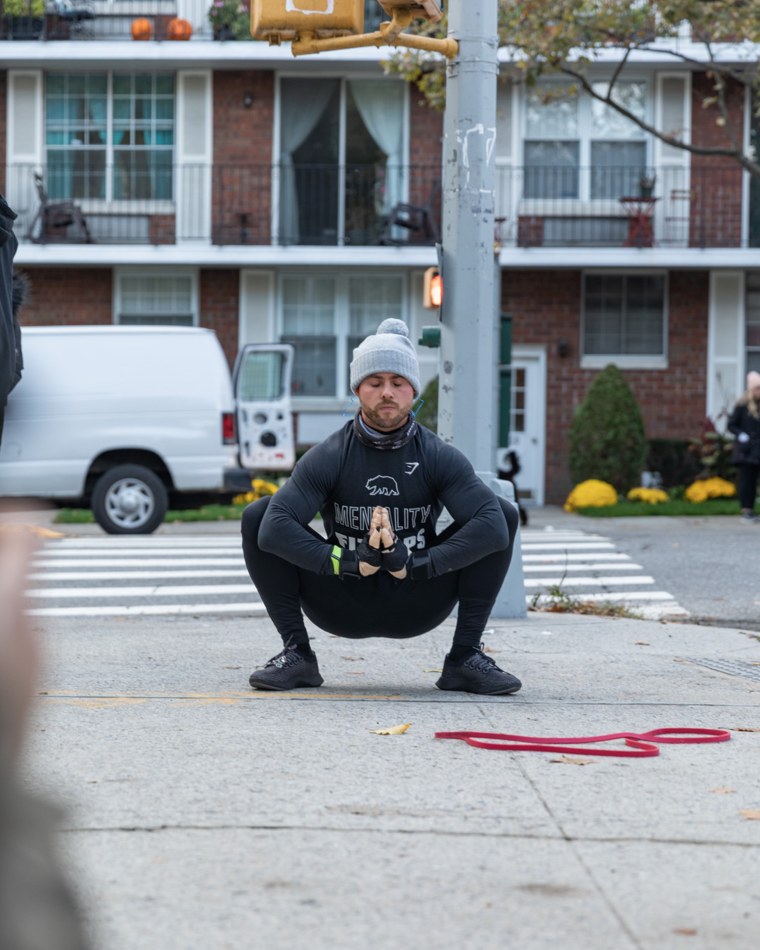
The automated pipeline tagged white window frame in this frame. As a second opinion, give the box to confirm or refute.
[580,269,668,370]
[44,71,176,215]
[278,270,409,408]
[521,77,651,214]
[113,268,199,327]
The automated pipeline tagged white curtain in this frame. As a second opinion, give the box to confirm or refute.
[279,82,335,244]
[349,80,405,215]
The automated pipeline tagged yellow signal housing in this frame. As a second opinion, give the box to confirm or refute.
[251,0,364,41]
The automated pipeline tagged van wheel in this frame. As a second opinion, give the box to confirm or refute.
[91,465,168,535]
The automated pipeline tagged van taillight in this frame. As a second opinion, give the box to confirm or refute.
[222,412,236,444]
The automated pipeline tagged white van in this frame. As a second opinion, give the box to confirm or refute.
[0,326,294,534]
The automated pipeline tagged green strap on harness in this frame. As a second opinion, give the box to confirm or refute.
[330,544,342,576]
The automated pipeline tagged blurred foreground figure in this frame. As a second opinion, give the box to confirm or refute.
[1,194,24,444]
[0,524,91,950]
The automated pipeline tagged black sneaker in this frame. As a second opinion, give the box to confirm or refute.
[436,647,521,696]
[249,647,324,691]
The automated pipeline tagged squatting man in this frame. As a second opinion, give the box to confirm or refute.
[241,318,522,695]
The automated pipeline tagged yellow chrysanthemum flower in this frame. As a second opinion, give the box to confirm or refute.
[233,478,281,506]
[627,487,669,504]
[684,477,736,503]
[564,479,618,512]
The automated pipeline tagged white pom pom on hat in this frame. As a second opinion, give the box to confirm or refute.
[350,318,421,396]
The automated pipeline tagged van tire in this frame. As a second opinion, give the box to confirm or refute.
[91,465,169,535]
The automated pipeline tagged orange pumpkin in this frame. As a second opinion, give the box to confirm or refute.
[167,17,192,40]
[130,17,153,40]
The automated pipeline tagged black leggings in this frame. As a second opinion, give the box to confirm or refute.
[738,464,760,510]
[241,495,519,651]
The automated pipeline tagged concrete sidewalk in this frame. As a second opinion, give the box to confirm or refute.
[20,604,760,950]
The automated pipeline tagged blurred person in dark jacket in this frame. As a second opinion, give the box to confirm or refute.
[727,370,760,523]
[0,524,91,950]
[1,193,25,444]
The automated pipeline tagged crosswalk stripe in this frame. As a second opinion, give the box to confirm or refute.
[32,557,244,568]
[26,602,267,618]
[524,575,655,588]
[522,552,634,562]
[38,545,243,557]
[27,584,256,599]
[26,569,249,582]
[521,542,616,551]
[522,562,642,572]
[529,589,679,603]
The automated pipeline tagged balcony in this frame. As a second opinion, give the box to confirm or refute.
[7,161,442,246]
[0,0,385,42]
[5,161,757,250]
[494,163,754,251]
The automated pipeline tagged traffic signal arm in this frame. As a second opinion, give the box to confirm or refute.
[291,25,457,57]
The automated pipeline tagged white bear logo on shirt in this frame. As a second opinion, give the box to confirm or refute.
[365,475,400,497]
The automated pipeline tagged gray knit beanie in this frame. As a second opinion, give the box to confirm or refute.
[350,318,421,396]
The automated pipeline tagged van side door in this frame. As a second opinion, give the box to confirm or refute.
[233,343,295,472]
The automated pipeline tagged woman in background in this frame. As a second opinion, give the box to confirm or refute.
[727,370,760,523]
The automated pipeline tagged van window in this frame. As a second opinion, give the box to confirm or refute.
[238,350,286,401]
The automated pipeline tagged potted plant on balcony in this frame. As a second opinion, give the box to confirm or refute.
[639,173,656,199]
[2,0,45,38]
[207,0,250,40]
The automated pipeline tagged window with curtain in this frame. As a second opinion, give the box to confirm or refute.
[524,81,648,200]
[280,273,405,397]
[45,73,175,202]
[278,77,405,246]
[583,273,665,358]
[116,274,195,326]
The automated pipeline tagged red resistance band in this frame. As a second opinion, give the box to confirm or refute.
[434,727,731,759]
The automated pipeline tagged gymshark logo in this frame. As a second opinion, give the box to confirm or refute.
[365,475,400,497]
[404,462,419,475]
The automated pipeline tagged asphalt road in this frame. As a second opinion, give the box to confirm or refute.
[531,507,760,631]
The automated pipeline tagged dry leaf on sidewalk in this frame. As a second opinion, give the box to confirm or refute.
[370,723,411,735]
[550,755,594,766]
[710,787,736,795]
[730,727,760,733]
[740,809,760,820]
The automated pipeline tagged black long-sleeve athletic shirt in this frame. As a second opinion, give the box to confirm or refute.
[258,419,509,579]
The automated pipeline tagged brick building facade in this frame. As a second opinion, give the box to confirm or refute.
[3,24,759,505]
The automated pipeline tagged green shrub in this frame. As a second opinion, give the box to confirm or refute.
[415,375,438,432]
[569,364,646,493]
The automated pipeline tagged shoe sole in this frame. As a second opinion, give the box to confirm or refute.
[435,679,521,696]
[248,675,324,691]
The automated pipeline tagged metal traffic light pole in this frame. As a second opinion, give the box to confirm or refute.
[437,0,526,617]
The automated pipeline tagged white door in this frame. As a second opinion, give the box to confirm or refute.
[233,344,295,472]
[497,345,546,506]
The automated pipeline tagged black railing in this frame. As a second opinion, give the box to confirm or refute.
[494,163,751,249]
[5,162,756,248]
